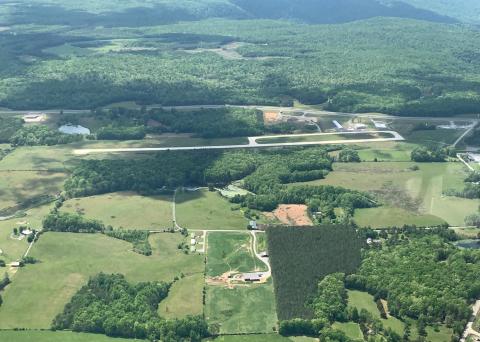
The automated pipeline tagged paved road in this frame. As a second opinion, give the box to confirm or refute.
[461,300,480,342]
[1,104,477,123]
[454,121,479,147]
[73,130,404,155]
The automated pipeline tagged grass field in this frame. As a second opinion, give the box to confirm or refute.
[332,322,364,340]
[0,331,144,342]
[0,146,77,171]
[206,232,266,277]
[0,204,52,264]
[0,170,66,212]
[62,192,173,230]
[348,290,405,336]
[256,132,393,144]
[347,290,453,341]
[205,282,278,334]
[175,189,248,230]
[206,335,317,342]
[0,331,142,342]
[299,161,476,227]
[0,232,203,329]
[158,272,204,319]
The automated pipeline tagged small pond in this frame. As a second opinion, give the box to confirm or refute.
[59,124,90,135]
[454,239,480,249]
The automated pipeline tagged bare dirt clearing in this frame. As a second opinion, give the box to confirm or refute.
[273,204,313,226]
[263,111,280,124]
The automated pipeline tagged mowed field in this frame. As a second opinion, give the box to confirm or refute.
[297,161,477,227]
[0,171,66,211]
[175,189,248,230]
[157,273,204,319]
[205,282,278,334]
[0,331,145,342]
[0,232,204,329]
[61,192,173,230]
[206,232,266,277]
[0,204,52,263]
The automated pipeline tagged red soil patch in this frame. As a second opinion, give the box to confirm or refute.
[263,111,280,124]
[273,204,313,226]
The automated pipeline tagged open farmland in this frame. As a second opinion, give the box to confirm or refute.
[0,232,203,329]
[206,232,266,277]
[61,192,173,230]
[0,170,66,214]
[175,189,248,230]
[157,273,204,319]
[256,132,395,144]
[267,225,362,320]
[205,282,278,334]
[0,331,145,342]
[297,161,477,227]
[0,204,51,264]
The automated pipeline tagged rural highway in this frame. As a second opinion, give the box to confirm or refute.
[0,104,477,123]
[73,130,404,155]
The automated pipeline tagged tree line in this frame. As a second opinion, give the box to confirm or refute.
[52,273,209,341]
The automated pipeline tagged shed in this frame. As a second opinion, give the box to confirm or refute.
[11,261,21,267]
[243,273,263,282]
[249,221,258,230]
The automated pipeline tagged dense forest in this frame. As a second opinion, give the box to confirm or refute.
[52,273,209,341]
[9,125,82,146]
[266,225,362,320]
[74,107,266,140]
[0,5,479,116]
[0,117,24,143]
[347,233,480,335]
[0,0,472,27]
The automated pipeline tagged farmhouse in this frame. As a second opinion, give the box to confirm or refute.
[21,229,33,236]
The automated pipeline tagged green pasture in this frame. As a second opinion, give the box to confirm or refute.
[175,189,248,230]
[158,272,204,319]
[62,192,173,230]
[332,322,364,340]
[206,232,265,277]
[0,232,203,329]
[205,282,277,334]
[0,170,66,211]
[0,331,144,342]
[348,290,405,337]
[300,161,476,227]
[0,146,77,171]
[347,290,453,341]
[405,129,464,147]
[256,132,392,144]
[0,204,52,264]
[206,335,316,342]
[353,207,445,228]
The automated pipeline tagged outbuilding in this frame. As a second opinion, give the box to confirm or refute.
[242,273,263,282]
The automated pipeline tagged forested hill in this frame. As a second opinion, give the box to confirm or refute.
[0,0,472,27]
[232,0,457,24]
